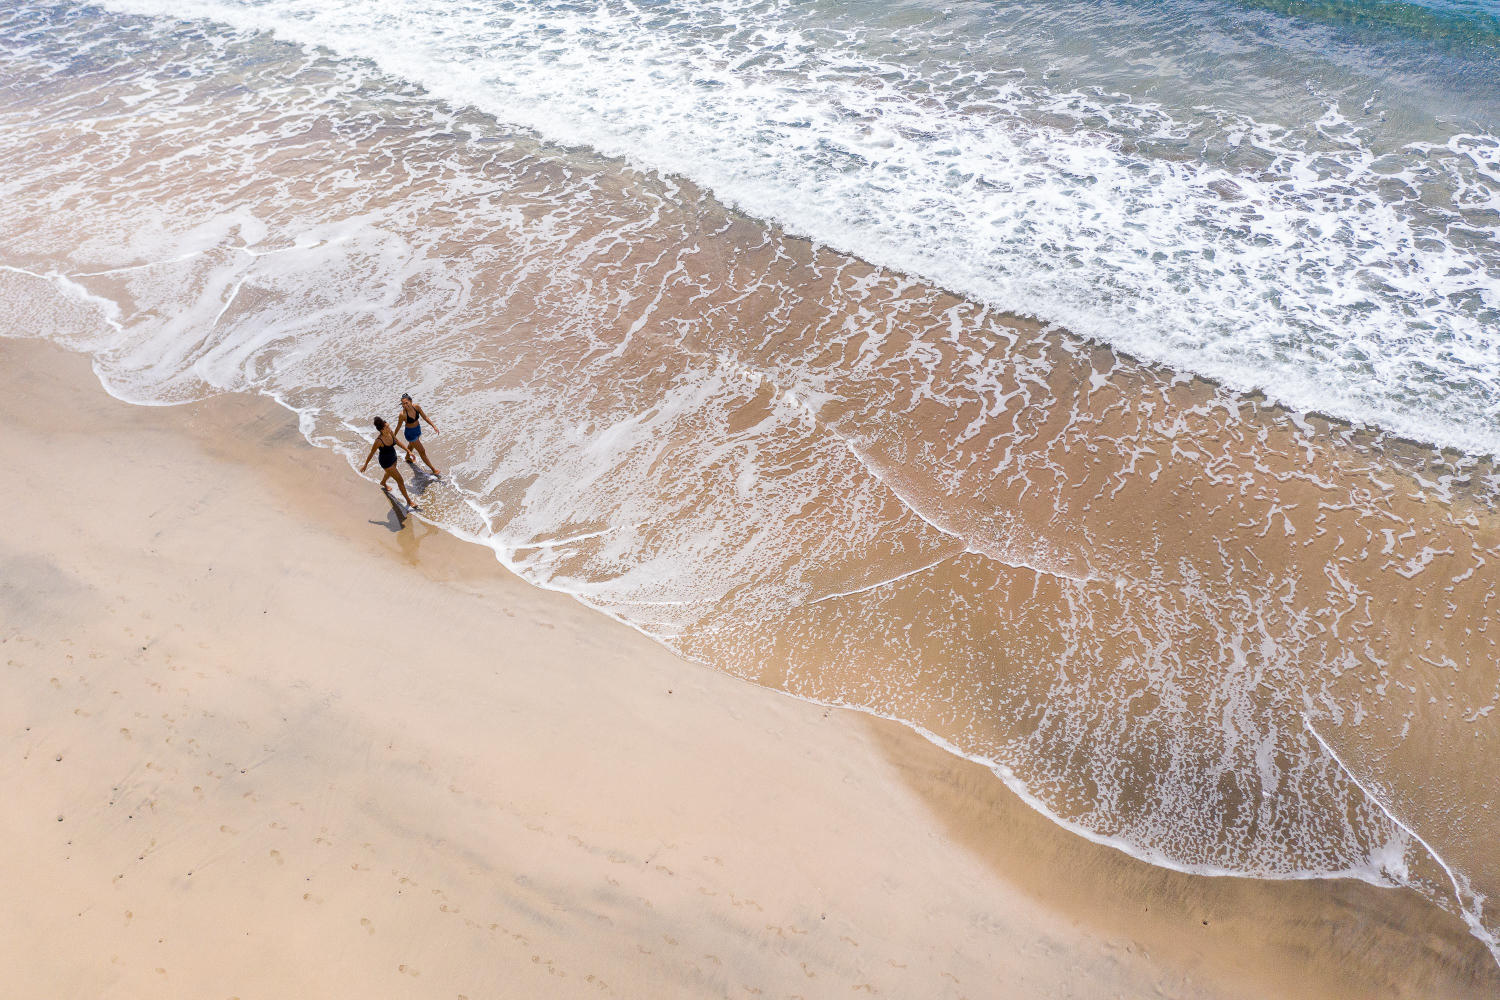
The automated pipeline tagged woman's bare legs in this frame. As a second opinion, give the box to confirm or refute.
[405,437,441,475]
[382,467,417,508]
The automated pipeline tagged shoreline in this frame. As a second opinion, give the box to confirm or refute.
[56,291,1491,902]
[57,289,1498,898]
[7,15,1499,933]
[5,333,1499,997]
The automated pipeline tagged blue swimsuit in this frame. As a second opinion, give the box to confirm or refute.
[403,406,421,441]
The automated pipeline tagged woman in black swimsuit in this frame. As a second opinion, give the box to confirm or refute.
[360,416,419,509]
[394,392,441,476]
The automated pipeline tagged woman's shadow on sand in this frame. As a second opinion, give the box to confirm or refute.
[366,470,440,564]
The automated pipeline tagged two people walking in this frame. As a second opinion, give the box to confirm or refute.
[360,393,441,510]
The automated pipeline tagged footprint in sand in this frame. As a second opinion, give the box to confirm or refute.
[397,965,420,976]
[269,850,283,865]
[361,918,374,934]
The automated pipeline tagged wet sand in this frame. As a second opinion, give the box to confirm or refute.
[3,336,1497,998]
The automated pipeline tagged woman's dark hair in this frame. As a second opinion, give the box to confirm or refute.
[373,416,387,430]
[401,393,412,401]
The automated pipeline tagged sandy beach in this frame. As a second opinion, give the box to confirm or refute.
[6,0,1500,993]
[4,338,1498,999]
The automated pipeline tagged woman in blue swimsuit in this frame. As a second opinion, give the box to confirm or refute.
[360,416,419,509]
[395,392,442,476]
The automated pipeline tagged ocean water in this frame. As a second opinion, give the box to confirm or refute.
[41,0,1500,451]
[2,0,1499,969]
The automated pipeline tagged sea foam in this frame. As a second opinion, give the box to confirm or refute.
[86,0,1500,454]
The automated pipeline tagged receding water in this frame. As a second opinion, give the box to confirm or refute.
[1,0,1498,968]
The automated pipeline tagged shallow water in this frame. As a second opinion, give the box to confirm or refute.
[1,0,1498,968]
[67,0,1500,452]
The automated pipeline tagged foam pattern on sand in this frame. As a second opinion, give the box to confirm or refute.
[1,2,1497,964]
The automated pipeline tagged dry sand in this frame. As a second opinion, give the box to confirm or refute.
[2,335,1496,999]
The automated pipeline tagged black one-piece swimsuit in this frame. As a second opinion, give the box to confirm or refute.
[378,437,398,469]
